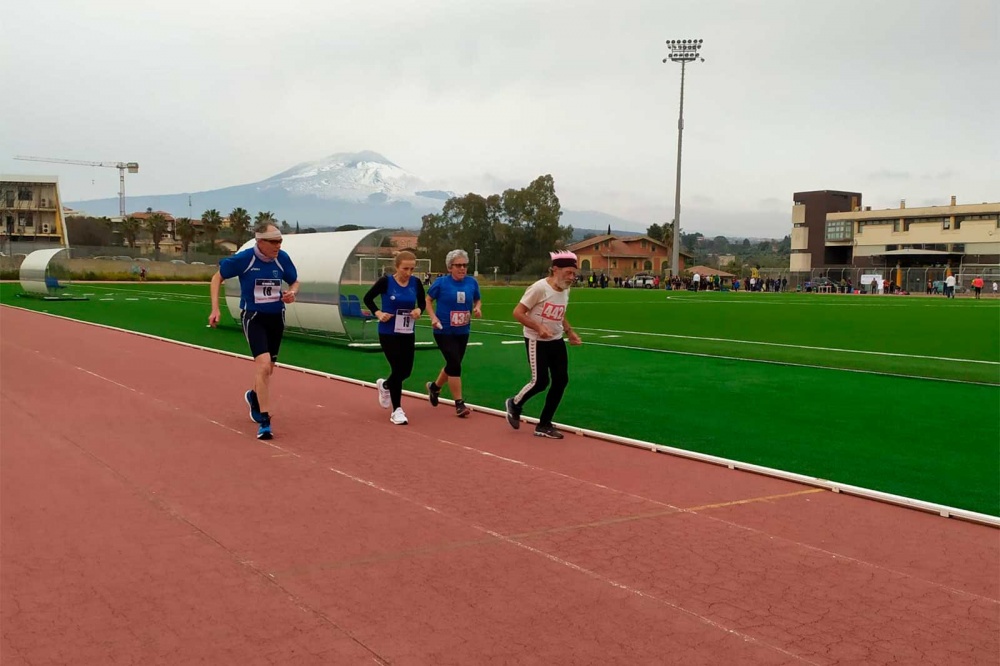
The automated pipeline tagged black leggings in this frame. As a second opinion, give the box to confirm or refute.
[513,338,569,427]
[379,334,415,409]
[434,333,469,377]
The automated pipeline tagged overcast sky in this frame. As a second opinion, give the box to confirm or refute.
[1,0,997,237]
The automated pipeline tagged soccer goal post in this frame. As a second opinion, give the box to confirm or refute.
[356,256,432,284]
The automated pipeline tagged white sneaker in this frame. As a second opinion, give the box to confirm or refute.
[376,378,391,409]
[390,407,408,425]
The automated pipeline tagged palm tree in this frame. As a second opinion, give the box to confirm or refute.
[120,216,142,249]
[254,211,277,226]
[201,209,222,250]
[145,212,169,259]
[229,207,251,246]
[174,217,197,260]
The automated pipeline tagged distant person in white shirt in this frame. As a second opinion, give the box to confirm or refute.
[692,272,701,291]
[945,274,956,299]
[993,281,998,296]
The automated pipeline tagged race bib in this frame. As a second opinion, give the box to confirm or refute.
[254,278,281,304]
[394,309,415,334]
[540,302,565,321]
[450,310,471,327]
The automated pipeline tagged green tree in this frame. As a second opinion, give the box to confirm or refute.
[229,207,251,246]
[174,217,197,259]
[201,209,222,248]
[66,216,113,246]
[255,211,277,225]
[144,212,170,259]
[120,216,142,249]
[646,223,665,242]
[280,221,293,234]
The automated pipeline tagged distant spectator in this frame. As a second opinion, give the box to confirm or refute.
[971,276,984,300]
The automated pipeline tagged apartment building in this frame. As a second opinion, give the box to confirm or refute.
[0,175,68,248]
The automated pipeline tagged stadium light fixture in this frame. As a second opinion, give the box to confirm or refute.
[662,38,705,280]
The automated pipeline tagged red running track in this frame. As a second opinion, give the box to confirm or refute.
[1,306,998,665]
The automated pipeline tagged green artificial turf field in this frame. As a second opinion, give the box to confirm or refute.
[3,281,998,516]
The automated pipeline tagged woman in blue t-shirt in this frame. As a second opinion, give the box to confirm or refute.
[425,249,482,417]
[363,251,426,425]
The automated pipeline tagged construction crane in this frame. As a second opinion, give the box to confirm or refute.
[14,155,139,218]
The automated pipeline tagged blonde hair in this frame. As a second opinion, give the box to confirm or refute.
[394,250,416,267]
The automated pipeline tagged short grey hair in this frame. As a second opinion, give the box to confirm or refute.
[446,249,469,268]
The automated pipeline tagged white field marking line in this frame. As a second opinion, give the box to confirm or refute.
[7,318,994,602]
[464,327,1000,386]
[323,465,816,663]
[21,341,305,455]
[409,432,1000,605]
[571,323,997,366]
[9,305,996,521]
[475,316,998,366]
[84,284,209,299]
[578,339,1000,387]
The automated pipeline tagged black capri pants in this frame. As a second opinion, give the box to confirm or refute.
[433,333,470,377]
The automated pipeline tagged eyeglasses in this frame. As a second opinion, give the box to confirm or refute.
[260,239,282,245]
[451,263,468,268]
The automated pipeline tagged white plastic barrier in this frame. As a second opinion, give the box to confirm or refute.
[18,248,69,296]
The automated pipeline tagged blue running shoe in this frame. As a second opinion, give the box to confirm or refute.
[245,390,264,424]
[257,421,273,440]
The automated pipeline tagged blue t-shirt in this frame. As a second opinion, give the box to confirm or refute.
[365,275,423,336]
[218,247,298,314]
[427,275,480,335]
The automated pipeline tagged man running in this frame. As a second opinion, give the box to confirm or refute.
[504,250,583,439]
[208,223,300,440]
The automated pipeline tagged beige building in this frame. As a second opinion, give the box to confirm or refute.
[791,192,999,270]
[1,175,68,248]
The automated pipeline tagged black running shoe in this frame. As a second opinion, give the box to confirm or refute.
[533,425,564,439]
[257,421,273,440]
[455,400,471,418]
[505,398,521,430]
[245,390,264,424]
[427,382,441,407]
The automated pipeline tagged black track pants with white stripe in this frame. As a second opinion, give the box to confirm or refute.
[513,337,568,428]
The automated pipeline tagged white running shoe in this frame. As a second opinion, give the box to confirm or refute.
[390,407,408,425]
[376,378,391,409]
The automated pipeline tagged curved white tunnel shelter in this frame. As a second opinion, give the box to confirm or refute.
[19,248,70,296]
[222,229,388,340]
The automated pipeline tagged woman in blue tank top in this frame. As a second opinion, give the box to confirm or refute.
[363,251,426,425]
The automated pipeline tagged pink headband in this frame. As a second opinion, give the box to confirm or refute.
[550,250,578,268]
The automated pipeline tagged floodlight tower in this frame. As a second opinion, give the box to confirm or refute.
[662,38,704,280]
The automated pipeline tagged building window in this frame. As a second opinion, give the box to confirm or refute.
[581,259,591,271]
[825,220,853,241]
[611,260,617,268]
[17,188,32,201]
[593,244,599,251]
[943,219,951,230]
[640,240,646,249]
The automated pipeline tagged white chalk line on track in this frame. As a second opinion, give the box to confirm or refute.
[5,309,998,616]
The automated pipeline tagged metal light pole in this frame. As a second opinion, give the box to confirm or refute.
[663,39,704,279]
[474,243,480,277]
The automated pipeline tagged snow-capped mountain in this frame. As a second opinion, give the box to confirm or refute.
[65,151,638,230]
[258,151,452,206]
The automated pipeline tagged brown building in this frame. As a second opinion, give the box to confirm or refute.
[789,190,862,272]
[565,234,687,278]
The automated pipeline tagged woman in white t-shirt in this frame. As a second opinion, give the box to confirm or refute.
[504,251,583,439]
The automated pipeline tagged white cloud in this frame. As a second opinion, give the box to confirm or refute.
[1,0,997,237]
